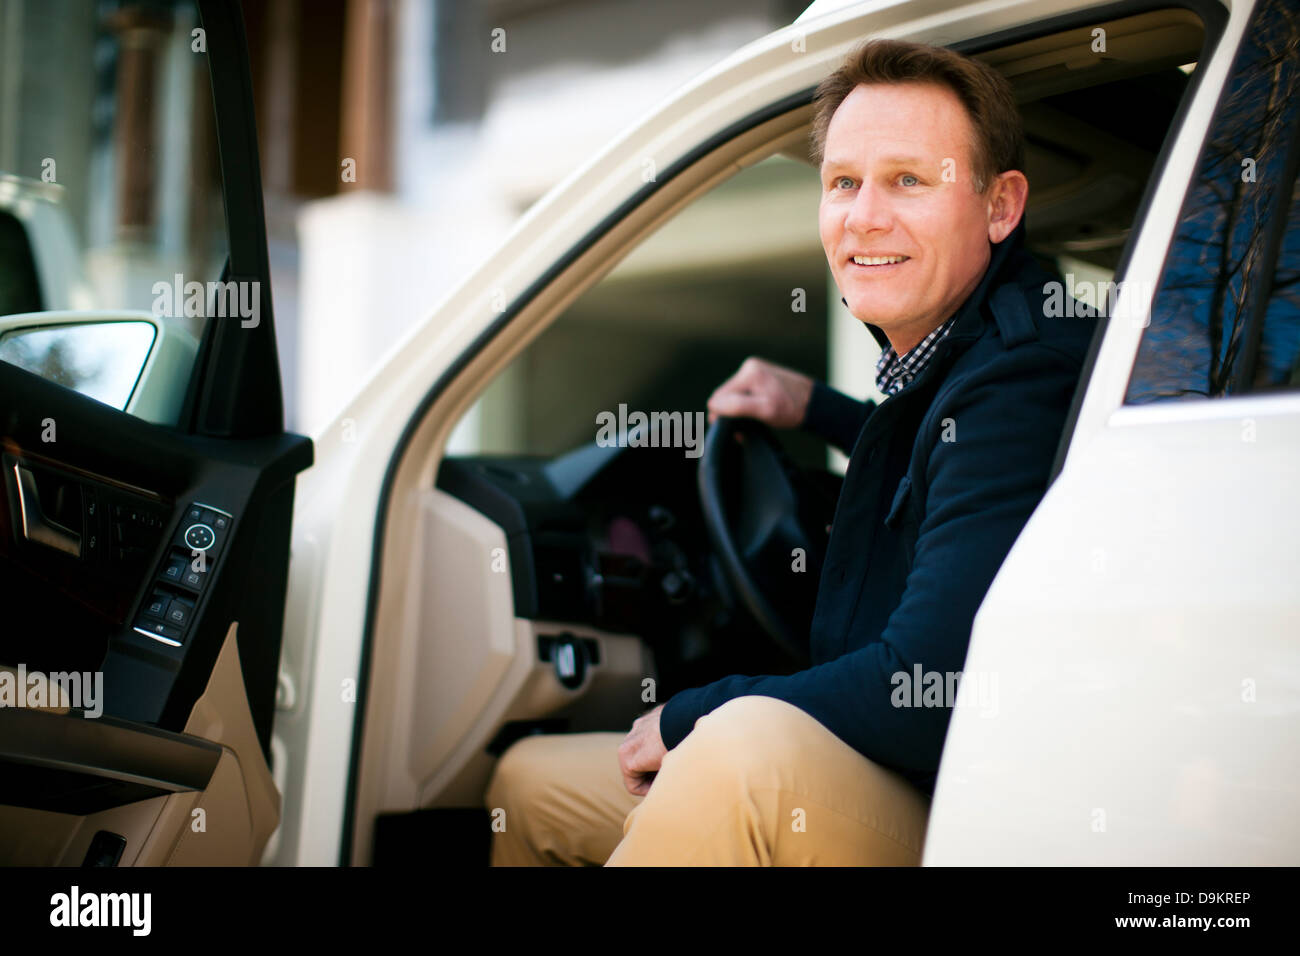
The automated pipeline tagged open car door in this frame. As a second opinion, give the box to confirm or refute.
[0,0,308,866]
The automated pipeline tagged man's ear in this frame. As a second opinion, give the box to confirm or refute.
[986,170,1029,243]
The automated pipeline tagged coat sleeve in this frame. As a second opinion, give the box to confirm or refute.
[659,345,1082,773]
[799,380,874,456]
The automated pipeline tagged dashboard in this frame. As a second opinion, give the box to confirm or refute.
[435,438,749,689]
[438,440,709,626]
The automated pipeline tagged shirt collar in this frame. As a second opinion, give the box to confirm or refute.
[874,314,957,396]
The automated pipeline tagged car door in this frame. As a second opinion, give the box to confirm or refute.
[925,0,1300,864]
[0,0,309,866]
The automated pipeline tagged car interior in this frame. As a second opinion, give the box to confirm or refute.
[355,6,1220,865]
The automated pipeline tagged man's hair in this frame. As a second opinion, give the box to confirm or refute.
[810,39,1023,193]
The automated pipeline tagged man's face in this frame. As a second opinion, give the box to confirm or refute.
[819,82,1015,354]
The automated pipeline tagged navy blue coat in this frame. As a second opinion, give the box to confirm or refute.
[659,224,1098,795]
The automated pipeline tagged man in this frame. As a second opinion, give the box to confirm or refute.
[486,39,1097,865]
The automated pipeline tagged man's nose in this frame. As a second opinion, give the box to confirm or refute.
[844,181,891,235]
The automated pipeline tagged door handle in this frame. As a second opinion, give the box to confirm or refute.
[13,463,82,558]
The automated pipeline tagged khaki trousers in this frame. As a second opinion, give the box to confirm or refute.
[485,695,931,866]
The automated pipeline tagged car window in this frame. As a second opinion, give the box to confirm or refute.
[446,153,835,471]
[0,0,227,424]
[1252,168,1300,390]
[1126,0,1300,403]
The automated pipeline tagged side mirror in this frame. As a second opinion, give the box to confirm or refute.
[0,312,198,424]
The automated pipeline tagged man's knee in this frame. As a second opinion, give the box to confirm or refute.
[679,695,817,747]
[615,697,928,864]
[662,695,817,784]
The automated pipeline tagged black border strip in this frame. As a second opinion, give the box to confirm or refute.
[341,0,1231,864]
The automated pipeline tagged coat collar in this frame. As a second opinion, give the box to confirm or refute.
[852,220,1037,354]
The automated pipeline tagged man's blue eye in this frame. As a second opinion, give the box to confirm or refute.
[836,177,854,189]
[900,174,919,186]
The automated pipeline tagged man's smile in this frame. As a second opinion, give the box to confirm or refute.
[848,254,911,270]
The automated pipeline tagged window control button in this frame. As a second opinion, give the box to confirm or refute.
[182,566,206,590]
[166,599,192,627]
[162,555,186,583]
[144,593,170,619]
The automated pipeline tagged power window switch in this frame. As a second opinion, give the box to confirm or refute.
[165,598,193,628]
[161,554,186,583]
[144,592,170,620]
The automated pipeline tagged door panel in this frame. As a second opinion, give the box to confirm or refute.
[0,0,309,866]
[0,623,277,865]
[165,622,280,866]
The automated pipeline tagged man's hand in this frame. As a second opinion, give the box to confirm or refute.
[618,703,667,796]
[707,357,814,428]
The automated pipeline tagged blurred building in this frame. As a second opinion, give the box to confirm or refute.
[242,0,863,452]
[1,0,225,330]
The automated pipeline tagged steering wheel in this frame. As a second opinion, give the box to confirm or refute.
[697,416,832,663]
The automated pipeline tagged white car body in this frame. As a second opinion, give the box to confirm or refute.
[268,0,1299,866]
